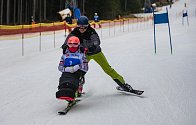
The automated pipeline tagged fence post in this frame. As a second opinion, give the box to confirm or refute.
[128,19,129,32]
[101,22,102,38]
[22,24,24,56]
[114,21,115,36]
[39,23,42,52]
[109,21,110,36]
[123,19,124,32]
[53,22,56,48]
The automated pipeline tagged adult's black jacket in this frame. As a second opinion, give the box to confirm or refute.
[62,25,101,55]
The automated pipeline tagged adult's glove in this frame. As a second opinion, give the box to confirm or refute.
[82,39,96,53]
[61,44,67,49]
[88,45,96,52]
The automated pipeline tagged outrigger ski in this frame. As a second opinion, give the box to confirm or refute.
[58,99,80,115]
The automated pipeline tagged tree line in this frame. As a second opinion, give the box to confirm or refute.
[0,0,160,25]
[0,0,65,25]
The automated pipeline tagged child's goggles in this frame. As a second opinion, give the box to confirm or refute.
[68,42,79,47]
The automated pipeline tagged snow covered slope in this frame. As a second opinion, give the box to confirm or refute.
[0,0,196,125]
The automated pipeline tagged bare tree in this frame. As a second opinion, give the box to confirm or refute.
[39,0,42,22]
[6,0,10,24]
[25,1,28,23]
[44,0,46,20]
[0,0,3,24]
[20,0,23,24]
[13,0,16,24]
[125,0,127,11]
[33,0,36,18]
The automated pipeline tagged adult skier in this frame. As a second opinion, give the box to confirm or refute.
[56,36,88,101]
[62,16,143,95]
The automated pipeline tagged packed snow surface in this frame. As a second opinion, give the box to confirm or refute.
[0,0,196,125]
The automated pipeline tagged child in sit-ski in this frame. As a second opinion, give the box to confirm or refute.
[56,36,88,101]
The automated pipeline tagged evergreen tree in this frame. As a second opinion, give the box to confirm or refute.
[120,0,143,13]
[85,0,121,20]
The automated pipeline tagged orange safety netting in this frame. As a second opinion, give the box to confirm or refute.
[0,17,153,36]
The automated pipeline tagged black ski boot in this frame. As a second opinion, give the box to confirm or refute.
[114,79,144,95]
[114,79,132,91]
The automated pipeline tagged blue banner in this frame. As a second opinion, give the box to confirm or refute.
[183,12,188,17]
[154,13,169,24]
[153,8,172,54]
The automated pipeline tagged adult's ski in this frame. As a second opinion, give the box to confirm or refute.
[116,86,144,95]
[58,99,80,115]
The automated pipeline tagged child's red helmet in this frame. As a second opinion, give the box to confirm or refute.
[67,36,80,52]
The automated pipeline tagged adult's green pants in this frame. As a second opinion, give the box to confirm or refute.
[86,52,125,84]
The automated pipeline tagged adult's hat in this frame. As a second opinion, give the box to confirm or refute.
[77,16,89,25]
